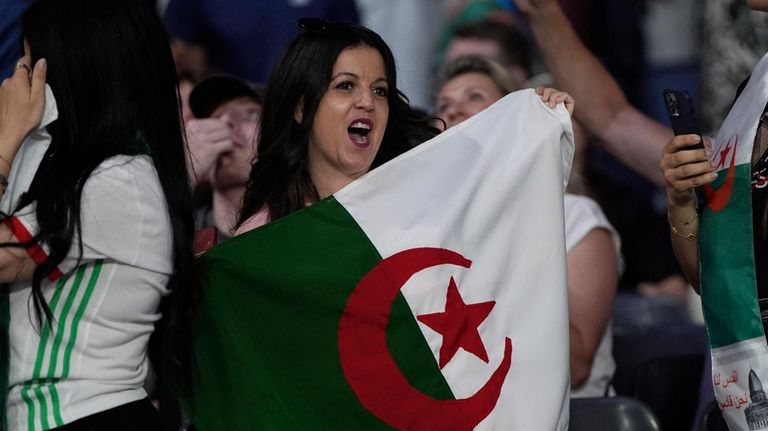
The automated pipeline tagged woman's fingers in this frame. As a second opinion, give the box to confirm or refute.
[0,56,48,143]
[663,134,702,153]
[536,86,575,114]
[30,58,47,103]
[660,133,720,203]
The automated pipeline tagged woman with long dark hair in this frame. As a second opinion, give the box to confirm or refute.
[1,0,198,429]
[236,18,440,231]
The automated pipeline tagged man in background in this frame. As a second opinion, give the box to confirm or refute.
[186,74,263,242]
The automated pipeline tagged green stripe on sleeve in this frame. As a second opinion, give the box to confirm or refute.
[21,270,73,431]
[61,260,102,380]
[31,388,48,430]
[48,385,63,428]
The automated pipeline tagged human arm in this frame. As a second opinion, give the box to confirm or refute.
[567,227,618,388]
[515,0,672,188]
[185,117,234,188]
[0,56,47,282]
[659,134,717,292]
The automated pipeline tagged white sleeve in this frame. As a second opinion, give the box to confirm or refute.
[8,156,173,280]
[563,194,622,262]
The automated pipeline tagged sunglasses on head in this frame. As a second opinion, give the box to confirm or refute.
[298,17,336,32]
[297,17,373,35]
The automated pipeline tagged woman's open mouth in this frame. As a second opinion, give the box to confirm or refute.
[348,118,373,147]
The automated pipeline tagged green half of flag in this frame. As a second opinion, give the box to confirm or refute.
[183,197,454,430]
[700,163,762,347]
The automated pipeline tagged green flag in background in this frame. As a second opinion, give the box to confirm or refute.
[183,90,574,430]
[700,53,768,430]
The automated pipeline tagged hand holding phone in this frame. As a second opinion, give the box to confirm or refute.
[663,88,704,149]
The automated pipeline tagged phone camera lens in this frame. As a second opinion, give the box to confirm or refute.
[665,92,680,117]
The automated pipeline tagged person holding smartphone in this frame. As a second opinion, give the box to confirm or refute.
[658,0,768,302]
[513,0,766,295]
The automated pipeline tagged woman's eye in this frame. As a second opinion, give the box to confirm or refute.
[468,92,486,102]
[436,104,448,115]
[372,86,388,97]
[336,81,354,90]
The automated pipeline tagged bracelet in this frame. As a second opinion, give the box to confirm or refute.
[669,224,697,241]
[667,209,699,226]
[667,210,698,241]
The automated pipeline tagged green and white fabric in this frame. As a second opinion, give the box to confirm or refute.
[1,85,58,431]
[1,89,174,431]
[700,53,768,430]
[184,89,574,430]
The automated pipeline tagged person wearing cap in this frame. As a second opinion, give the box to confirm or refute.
[187,74,263,241]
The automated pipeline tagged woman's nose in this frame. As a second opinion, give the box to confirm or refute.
[445,103,466,128]
[356,89,375,111]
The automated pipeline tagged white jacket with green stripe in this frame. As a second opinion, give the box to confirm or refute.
[3,91,172,431]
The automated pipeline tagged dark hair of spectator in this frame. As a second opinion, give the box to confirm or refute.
[453,20,533,78]
[237,20,440,224]
[19,0,199,394]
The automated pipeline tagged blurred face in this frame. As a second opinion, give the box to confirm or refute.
[445,37,529,86]
[306,46,389,195]
[435,72,505,129]
[446,38,503,65]
[747,0,768,11]
[211,96,261,188]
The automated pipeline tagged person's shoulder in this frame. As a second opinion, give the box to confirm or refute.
[85,155,161,199]
[91,154,155,179]
[564,193,622,259]
[564,194,605,221]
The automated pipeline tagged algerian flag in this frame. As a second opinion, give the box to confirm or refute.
[699,53,768,430]
[183,89,574,430]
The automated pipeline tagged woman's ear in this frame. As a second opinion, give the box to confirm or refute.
[294,99,304,124]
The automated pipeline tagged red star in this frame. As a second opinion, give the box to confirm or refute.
[717,141,733,168]
[417,277,496,369]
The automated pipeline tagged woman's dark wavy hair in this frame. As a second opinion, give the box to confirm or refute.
[237,20,441,224]
[18,0,199,393]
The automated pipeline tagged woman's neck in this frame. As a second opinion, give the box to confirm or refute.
[212,185,245,236]
[310,169,361,199]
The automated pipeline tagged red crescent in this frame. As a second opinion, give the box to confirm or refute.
[338,247,512,431]
[704,135,738,212]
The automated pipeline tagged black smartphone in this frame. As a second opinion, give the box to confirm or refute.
[663,88,704,149]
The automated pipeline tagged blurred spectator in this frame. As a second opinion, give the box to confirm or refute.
[187,75,263,240]
[444,19,533,88]
[701,0,768,132]
[356,0,441,110]
[0,1,33,80]
[163,0,359,82]
[437,0,593,75]
[640,0,700,126]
